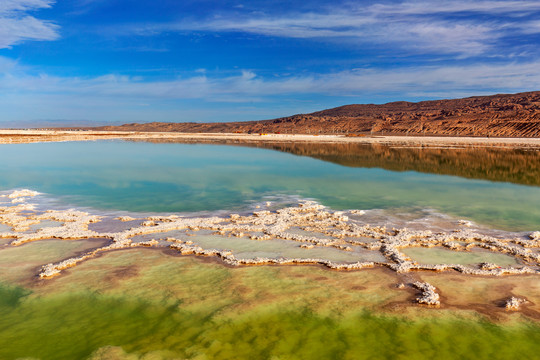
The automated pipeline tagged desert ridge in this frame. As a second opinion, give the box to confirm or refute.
[92,91,540,137]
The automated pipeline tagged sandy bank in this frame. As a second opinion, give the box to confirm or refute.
[0,130,539,148]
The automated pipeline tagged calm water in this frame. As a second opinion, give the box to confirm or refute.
[1,140,540,360]
[1,140,539,231]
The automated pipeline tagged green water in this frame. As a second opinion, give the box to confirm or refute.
[1,141,540,231]
[1,140,540,359]
[187,233,387,262]
[1,285,538,360]
[0,246,538,360]
[402,247,519,266]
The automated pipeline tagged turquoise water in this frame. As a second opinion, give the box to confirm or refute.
[1,140,540,360]
[1,140,539,231]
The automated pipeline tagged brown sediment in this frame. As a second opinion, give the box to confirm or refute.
[349,285,367,291]
[159,246,238,268]
[104,265,141,283]
[314,276,328,281]
[447,296,540,322]
[382,277,539,322]
[417,272,540,319]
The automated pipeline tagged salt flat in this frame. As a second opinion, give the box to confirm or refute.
[1,129,540,148]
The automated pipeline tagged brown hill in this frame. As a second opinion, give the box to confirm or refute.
[94,91,540,137]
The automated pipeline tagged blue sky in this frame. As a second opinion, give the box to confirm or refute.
[1,0,540,124]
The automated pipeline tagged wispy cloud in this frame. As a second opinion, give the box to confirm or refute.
[1,56,539,104]
[2,51,539,123]
[368,1,540,15]
[0,0,59,48]
[117,0,540,58]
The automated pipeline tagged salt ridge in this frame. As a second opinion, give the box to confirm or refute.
[1,189,538,307]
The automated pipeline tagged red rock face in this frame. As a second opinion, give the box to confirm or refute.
[94,91,540,137]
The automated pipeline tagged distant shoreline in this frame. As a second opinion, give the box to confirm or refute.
[1,129,540,148]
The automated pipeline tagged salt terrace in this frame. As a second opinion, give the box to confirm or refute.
[1,189,538,309]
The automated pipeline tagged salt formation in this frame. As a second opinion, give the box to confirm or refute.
[0,203,40,231]
[458,220,473,227]
[412,282,441,306]
[6,189,40,199]
[505,297,527,311]
[116,216,137,222]
[0,189,539,307]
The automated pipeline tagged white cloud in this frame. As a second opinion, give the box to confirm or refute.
[1,56,539,101]
[119,0,540,58]
[369,1,540,16]
[1,56,540,122]
[0,56,18,72]
[0,0,52,13]
[517,19,540,34]
[0,0,59,48]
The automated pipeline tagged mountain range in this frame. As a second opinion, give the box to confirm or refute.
[89,91,540,137]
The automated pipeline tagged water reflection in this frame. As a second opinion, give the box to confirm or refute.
[140,139,540,187]
[261,142,540,187]
[1,140,539,230]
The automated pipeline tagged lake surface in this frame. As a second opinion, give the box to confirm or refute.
[1,139,540,360]
[1,140,539,231]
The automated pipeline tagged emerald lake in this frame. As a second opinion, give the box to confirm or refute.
[1,140,539,231]
[1,140,539,360]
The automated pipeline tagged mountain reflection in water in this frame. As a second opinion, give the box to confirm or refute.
[259,143,540,187]
[138,139,540,187]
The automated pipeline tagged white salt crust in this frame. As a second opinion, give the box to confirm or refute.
[1,189,538,307]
